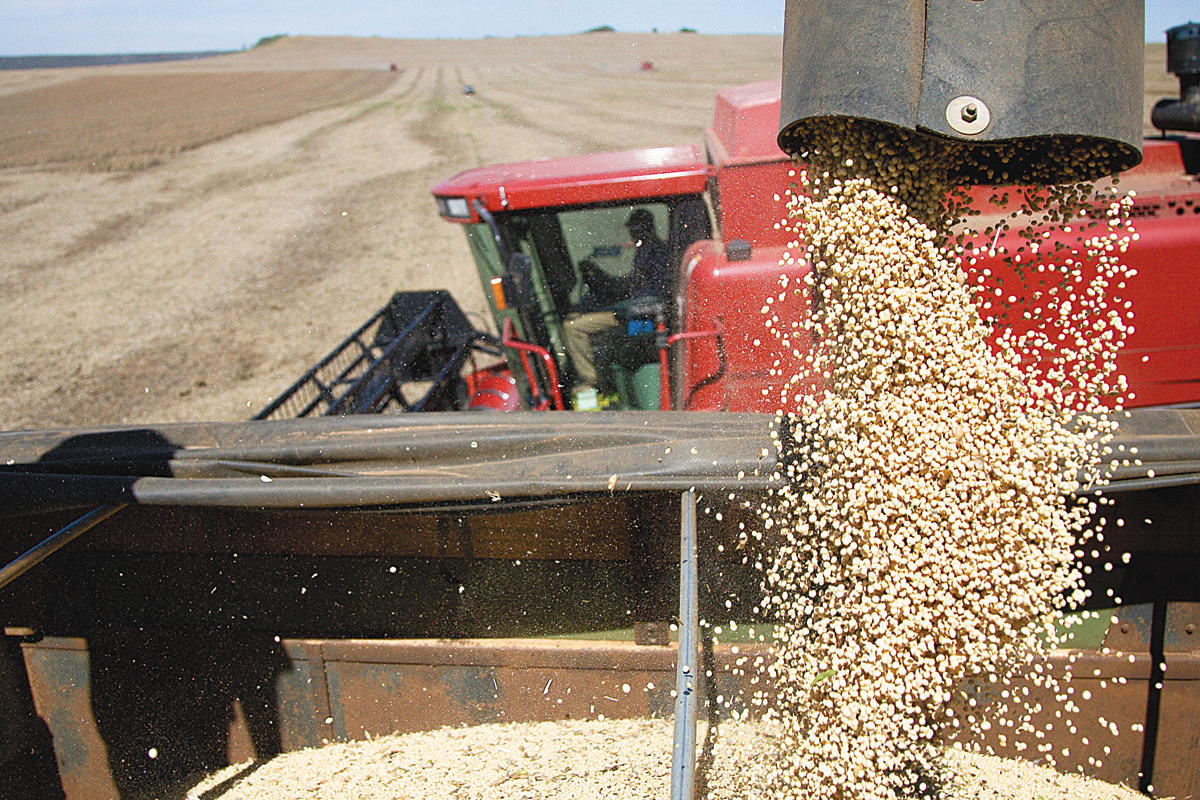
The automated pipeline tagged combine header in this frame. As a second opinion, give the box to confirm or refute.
[253,291,502,419]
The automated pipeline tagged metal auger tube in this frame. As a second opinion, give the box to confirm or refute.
[778,0,1145,184]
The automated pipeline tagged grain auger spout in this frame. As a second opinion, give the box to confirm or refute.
[1151,21,1200,134]
[777,0,1145,184]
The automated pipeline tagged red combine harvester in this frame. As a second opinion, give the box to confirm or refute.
[252,79,1198,422]
[430,81,1200,415]
[2,9,1199,800]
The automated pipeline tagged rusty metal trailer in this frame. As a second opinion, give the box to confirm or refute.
[0,413,774,798]
[1,409,1199,798]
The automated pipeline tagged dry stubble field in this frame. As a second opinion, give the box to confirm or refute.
[0,35,1174,431]
[0,70,398,171]
[0,33,787,430]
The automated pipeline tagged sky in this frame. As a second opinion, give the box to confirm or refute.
[2,0,1196,56]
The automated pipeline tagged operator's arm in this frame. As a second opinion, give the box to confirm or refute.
[578,259,629,309]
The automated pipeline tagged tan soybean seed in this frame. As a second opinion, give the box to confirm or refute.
[757,120,1134,799]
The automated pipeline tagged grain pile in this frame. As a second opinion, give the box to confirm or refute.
[754,120,1136,799]
[185,718,776,800]
[184,717,1144,800]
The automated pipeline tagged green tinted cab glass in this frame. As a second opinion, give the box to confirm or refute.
[557,205,670,305]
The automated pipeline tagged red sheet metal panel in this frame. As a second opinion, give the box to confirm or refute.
[707,80,788,165]
[432,146,710,220]
[680,241,814,412]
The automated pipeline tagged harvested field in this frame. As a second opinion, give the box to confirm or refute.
[0,33,784,430]
[0,71,398,170]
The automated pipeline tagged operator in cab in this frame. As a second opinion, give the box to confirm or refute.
[563,208,669,398]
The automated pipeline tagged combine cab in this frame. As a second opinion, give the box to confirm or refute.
[431,146,716,411]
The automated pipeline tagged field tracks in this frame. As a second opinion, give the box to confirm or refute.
[0,70,398,172]
[291,69,420,153]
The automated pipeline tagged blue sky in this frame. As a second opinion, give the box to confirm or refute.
[2,0,1194,56]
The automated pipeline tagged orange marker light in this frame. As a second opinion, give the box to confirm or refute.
[490,277,507,310]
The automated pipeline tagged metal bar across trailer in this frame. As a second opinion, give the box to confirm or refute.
[671,488,700,800]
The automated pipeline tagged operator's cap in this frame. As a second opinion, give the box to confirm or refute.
[626,208,655,229]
